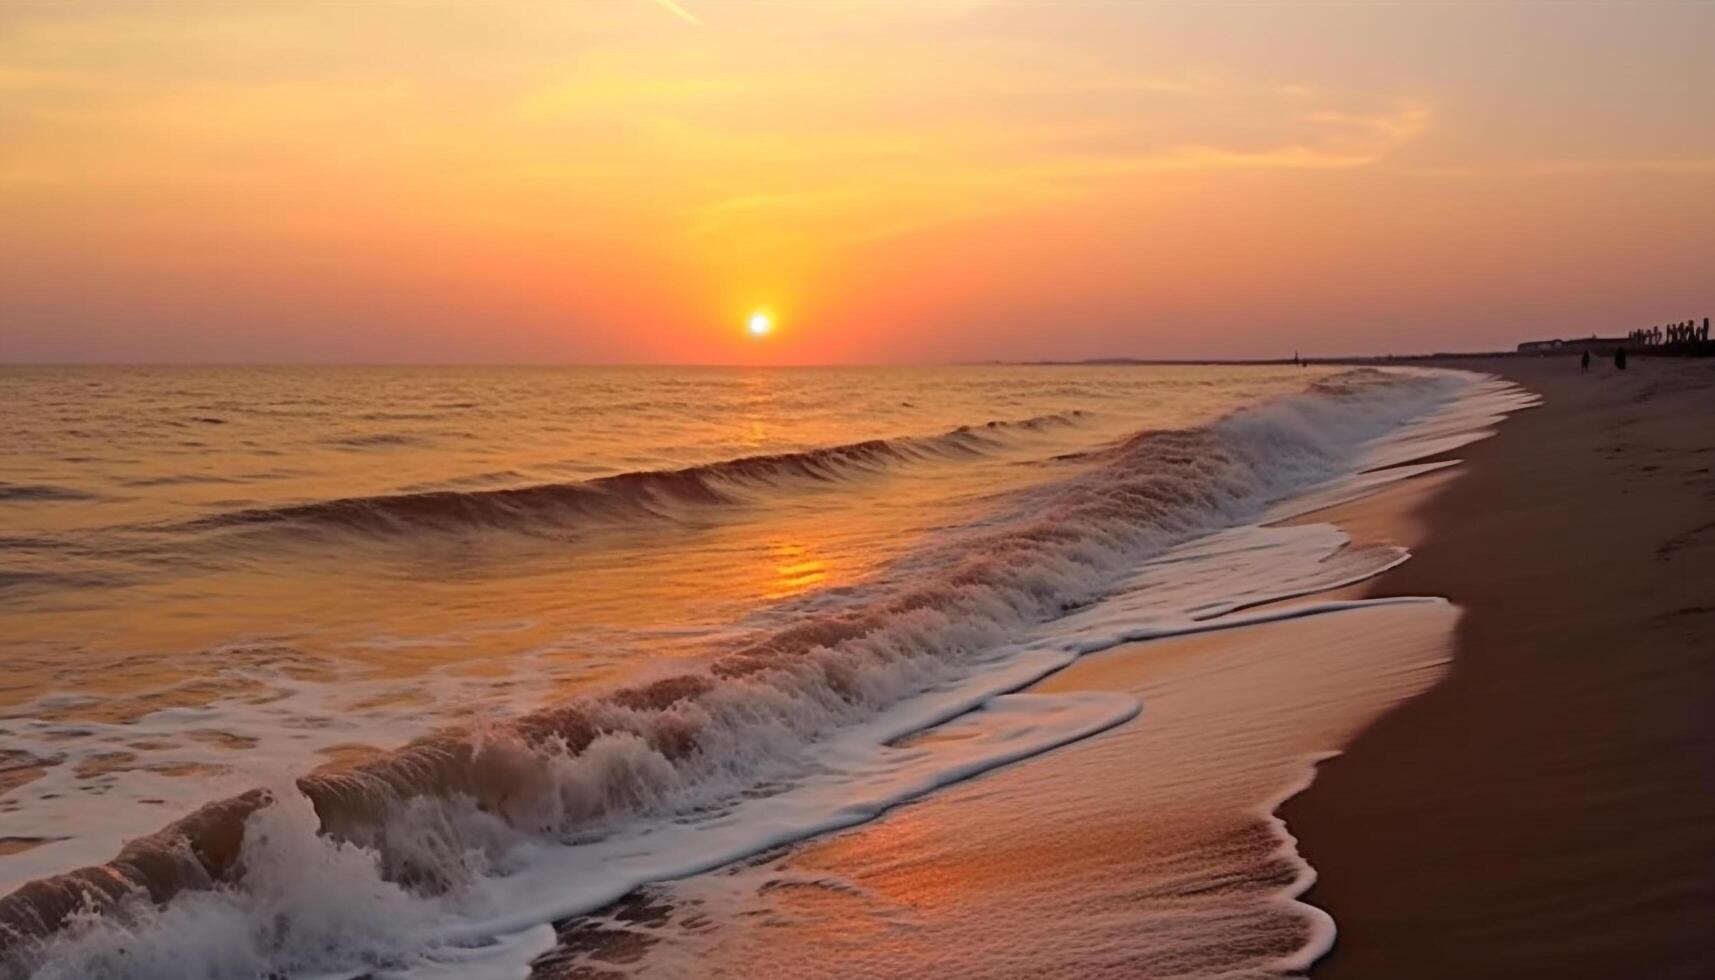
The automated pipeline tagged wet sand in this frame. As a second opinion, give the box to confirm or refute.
[529,417,1497,976]
[526,356,1715,978]
[1283,355,1715,978]
[531,603,1462,979]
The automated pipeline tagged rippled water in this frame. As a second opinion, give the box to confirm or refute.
[0,366,1316,874]
[0,363,1519,979]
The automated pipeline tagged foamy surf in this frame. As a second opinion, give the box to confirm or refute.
[0,368,1532,979]
[610,601,1460,980]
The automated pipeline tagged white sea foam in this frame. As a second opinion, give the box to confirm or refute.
[0,644,588,895]
[3,368,1534,979]
[619,601,1457,980]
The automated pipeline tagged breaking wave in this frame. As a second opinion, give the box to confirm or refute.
[186,411,1093,537]
[0,370,1467,977]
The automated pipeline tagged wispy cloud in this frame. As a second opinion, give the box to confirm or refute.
[649,0,701,26]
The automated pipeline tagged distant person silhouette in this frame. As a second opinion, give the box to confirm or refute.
[1615,346,1628,371]
[1581,350,1590,373]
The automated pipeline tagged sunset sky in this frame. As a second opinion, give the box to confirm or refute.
[2,1,1712,364]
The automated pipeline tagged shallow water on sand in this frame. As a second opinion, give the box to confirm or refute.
[563,601,1457,980]
[0,364,1530,978]
[0,366,1316,878]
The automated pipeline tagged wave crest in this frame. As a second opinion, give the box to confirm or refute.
[0,371,1462,972]
[189,411,1092,536]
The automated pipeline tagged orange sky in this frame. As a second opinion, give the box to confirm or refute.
[2,1,1712,363]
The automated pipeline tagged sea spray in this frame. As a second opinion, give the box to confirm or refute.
[1,368,1488,978]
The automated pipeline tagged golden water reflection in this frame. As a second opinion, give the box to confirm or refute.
[765,542,830,599]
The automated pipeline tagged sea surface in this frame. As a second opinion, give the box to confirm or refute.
[0,364,1529,979]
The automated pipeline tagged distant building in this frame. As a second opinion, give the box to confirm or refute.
[1517,336,1628,355]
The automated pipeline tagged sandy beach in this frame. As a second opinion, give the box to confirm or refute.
[524,356,1715,979]
[7,360,1710,977]
[8,4,1714,976]
[1284,355,1715,978]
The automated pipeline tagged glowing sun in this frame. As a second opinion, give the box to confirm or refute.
[747,311,773,337]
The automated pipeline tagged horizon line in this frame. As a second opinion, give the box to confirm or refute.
[0,350,1516,370]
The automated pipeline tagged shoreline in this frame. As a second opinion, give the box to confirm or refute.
[531,602,1465,979]
[524,358,1715,978]
[15,360,1709,977]
[520,368,1523,977]
[1,366,1467,976]
[1284,355,1715,978]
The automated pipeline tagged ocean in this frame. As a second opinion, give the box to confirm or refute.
[0,364,1530,978]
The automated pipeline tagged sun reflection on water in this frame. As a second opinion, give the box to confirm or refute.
[765,542,829,599]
